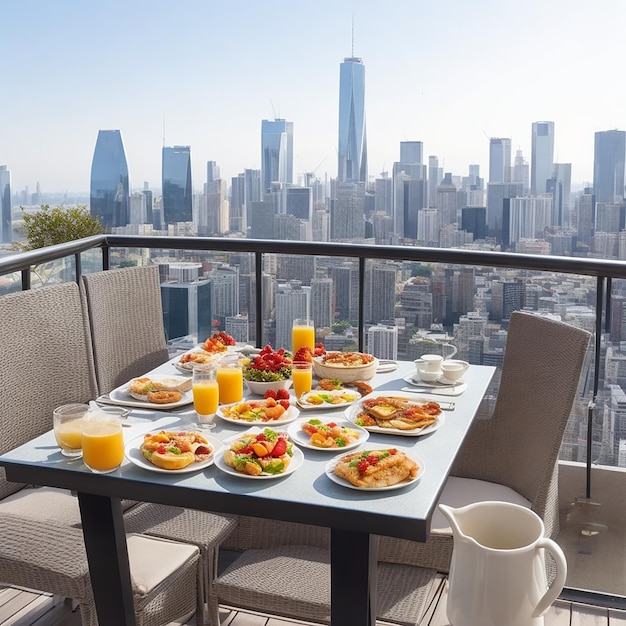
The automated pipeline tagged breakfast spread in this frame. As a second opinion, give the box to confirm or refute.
[334,448,419,488]
[220,397,290,422]
[140,431,213,470]
[355,396,441,430]
[319,352,376,366]
[128,376,191,404]
[223,428,293,476]
[300,418,361,448]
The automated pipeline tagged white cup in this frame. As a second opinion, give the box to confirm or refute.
[441,360,469,381]
[414,354,444,372]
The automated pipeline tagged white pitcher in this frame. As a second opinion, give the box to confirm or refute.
[439,501,567,626]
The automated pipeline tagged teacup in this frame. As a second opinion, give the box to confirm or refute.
[416,368,441,382]
[441,360,469,381]
[414,354,443,372]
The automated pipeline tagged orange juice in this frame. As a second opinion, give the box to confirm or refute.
[54,421,83,452]
[292,363,313,398]
[82,422,124,473]
[193,380,219,415]
[292,323,315,354]
[217,366,243,404]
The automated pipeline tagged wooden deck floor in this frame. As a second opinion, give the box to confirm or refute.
[3,576,626,626]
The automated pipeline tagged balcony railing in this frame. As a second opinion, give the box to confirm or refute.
[2,234,626,606]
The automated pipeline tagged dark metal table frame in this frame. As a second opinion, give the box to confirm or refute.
[0,362,495,625]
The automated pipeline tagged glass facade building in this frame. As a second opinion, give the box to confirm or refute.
[162,146,193,224]
[261,119,293,196]
[89,130,130,230]
[337,57,367,183]
[531,121,555,196]
[0,166,11,244]
[593,130,626,204]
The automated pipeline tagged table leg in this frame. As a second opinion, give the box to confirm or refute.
[78,492,136,626]
[330,528,377,626]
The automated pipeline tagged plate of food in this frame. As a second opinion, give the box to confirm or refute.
[312,352,379,382]
[109,375,193,409]
[287,417,369,451]
[217,398,299,425]
[215,428,303,479]
[125,430,223,473]
[173,348,226,373]
[325,448,424,491]
[345,392,444,436]
[297,389,361,410]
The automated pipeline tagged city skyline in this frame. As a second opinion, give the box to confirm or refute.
[2,0,626,194]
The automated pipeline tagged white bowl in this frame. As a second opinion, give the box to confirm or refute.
[245,379,293,396]
[312,354,379,383]
[440,360,469,381]
[416,368,441,382]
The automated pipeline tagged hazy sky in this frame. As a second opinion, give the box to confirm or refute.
[2,0,625,195]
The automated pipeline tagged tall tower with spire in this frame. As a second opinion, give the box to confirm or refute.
[337,26,367,184]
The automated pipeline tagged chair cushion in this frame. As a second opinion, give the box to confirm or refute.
[126,533,198,598]
[431,476,531,530]
[214,544,437,626]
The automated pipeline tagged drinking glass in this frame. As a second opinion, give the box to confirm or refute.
[292,361,313,399]
[192,365,219,429]
[292,318,315,355]
[216,354,244,404]
[81,407,125,473]
[53,403,89,457]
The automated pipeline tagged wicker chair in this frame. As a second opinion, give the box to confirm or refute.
[80,266,239,623]
[80,265,170,394]
[378,310,592,573]
[213,517,438,626]
[0,283,202,624]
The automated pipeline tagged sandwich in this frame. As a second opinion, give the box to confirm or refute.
[334,448,419,488]
[140,431,213,470]
[128,376,192,403]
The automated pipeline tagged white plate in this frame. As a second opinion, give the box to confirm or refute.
[402,373,464,388]
[325,451,425,491]
[287,418,369,451]
[173,348,232,374]
[124,431,223,474]
[109,375,193,409]
[345,392,445,437]
[297,389,361,410]
[377,360,399,373]
[215,430,304,479]
[217,402,300,426]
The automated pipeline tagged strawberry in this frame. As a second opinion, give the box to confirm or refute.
[271,437,287,457]
[264,389,278,400]
[279,399,290,410]
[276,388,290,400]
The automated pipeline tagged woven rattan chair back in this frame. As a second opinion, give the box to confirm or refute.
[81,266,169,394]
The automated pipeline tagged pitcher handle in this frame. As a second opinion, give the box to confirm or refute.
[443,343,457,360]
[532,538,568,618]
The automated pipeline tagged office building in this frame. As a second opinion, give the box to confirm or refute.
[285,187,312,221]
[161,278,212,344]
[394,174,427,240]
[486,182,524,241]
[261,119,293,195]
[428,156,442,207]
[225,314,249,343]
[593,130,626,204]
[274,281,310,349]
[489,138,511,183]
[531,121,555,196]
[90,130,129,230]
[576,189,595,249]
[209,265,240,327]
[332,263,359,321]
[338,56,367,183]
[230,173,246,233]
[512,149,530,191]
[0,166,11,244]
[331,181,365,240]
[366,324,398,360]
[310,277,333,330]
[553,163,572,226]
[365,263,397,324]
[162,146,192,224]
[461,206,487,240]
[375,174,393,216]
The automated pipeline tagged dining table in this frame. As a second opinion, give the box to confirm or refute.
[0,356,495,626]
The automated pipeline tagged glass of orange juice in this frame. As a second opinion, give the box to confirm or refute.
[192,365,219,429]
[216,355,244,404]
[53,403,89,457]
[292,361,313,399]
[81,408,125,473]
[292,318,315,355]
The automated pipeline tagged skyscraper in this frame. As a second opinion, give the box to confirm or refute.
[162,146,192,224]
[0,166,11,244]
[531,121,555,196]
[593,130,626,204]
[90,130,129,230]
[337,56,367,183]
[488,138,511,183]
[261,119,293,195]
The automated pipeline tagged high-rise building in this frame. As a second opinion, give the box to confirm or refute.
[274,281,310,349]
[230,173,246,233]
[0,166,11,244]
[553,163,572,226]
[261,119,293,195]
[593,130,626,204]
[486,182,523,241]
[337,56,367,183]
[531,121,555,196]
[488,138,511,183]
[310,277,333,331]
[366,324,398,360]
[512,149,530,191]
[428,156,442,208]
[162,146,192,224]
[331,181,365,240]
[90,130,129,230]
